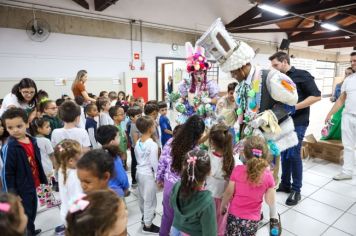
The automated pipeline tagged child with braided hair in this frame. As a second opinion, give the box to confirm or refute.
[221,136,281,236]
[170,149,217,236]
[54,139,83,223]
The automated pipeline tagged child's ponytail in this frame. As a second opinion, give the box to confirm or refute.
[209,124,235,179]
[29,117,49,136]
[243,136,270,185]
[179,150,211,199]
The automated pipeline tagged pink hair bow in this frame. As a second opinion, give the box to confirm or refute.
[69,194,89,213]
[0,202,11,212]
[57,144,64,152]
[252,148,263,158]
[187,155,197,182]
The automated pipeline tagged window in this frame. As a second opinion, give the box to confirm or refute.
[207,61,219,82]
[290,58,336,96]
[315,61,336,96]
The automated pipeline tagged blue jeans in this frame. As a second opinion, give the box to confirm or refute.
[280,125,307,193]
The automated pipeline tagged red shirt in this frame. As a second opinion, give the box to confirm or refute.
[19,140,41,188]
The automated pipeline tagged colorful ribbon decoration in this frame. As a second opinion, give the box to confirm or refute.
[187,155,197,182]
[0,202,11,213]
[69,194,89,213]
[252,148,263,158]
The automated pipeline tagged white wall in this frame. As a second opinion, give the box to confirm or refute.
[0,27,277,100]
[0,27,186,100]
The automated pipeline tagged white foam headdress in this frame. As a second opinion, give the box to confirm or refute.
[196,18,255,72]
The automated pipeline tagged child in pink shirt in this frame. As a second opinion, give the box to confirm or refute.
[221,136,282,236]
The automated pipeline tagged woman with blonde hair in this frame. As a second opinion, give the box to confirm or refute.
[71,70,96,103]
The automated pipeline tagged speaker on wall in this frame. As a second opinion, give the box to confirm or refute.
[279,39,290,50]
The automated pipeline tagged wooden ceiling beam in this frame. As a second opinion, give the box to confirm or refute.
[289,23,356,42]
[324,42,356,49]
[288,10,354,40]
[94,0,119,11]
[308,36,356,46]
[226,0,356,31]
[72,0,89,9]
[225,0,279,28]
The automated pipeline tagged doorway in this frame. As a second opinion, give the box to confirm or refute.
[161,62,173,101]
[155,57,220,101]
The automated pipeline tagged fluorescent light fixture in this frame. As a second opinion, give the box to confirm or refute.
[321,23,339,31]
[258,4,289,16]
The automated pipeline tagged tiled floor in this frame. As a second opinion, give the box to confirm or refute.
[35,99,356,235]
[36,157,356,236]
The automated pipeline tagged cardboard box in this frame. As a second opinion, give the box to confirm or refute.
[302,134,343,163]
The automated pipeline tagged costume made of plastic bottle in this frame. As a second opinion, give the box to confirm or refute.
[196,18,299,159]
[173,42,219,126]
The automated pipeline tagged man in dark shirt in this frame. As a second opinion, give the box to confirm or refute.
[269,52,321,206]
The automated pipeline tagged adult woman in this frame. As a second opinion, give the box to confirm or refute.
[71,70,96,103]
[0,78,38,121]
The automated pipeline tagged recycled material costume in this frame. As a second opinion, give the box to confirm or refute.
[173,43,219,127]
[196,18,299,181]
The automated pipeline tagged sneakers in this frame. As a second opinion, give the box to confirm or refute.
[142,223,160,234]
[285,191,301,206]
[47,199,61,209]
[141,213,156,224]
[54,224,65,235]
[270,214,282,236]
[333,172,352,181]
[276,184,291,193]
[131,181,138,188]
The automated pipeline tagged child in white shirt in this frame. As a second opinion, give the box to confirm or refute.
[51,101,90,152]
[135,116,160,234]
[54,139,83,223]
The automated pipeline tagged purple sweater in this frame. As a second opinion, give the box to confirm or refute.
[156,138,200,185]
[156,139,180,184]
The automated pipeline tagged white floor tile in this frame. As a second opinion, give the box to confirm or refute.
[293,198,344,225]
[276,192,291,207]
[333,213,356,235]
[324,181,356,200]
[303,171,331,187]
[309,189,356,211]
[126,199,142,226]
[35,207,62,234]
[301,182,320,197]
[303,158,328,170]
[341,177,356,186]
[280,209,328,235]
[322,227,352,236]
[308,163,342,178]
[125,190,138,204]
[347,204,356,216]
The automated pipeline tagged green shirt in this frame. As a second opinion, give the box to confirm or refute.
[116,125,128,153]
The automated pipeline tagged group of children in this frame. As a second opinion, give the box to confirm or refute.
[0,87,282,236]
